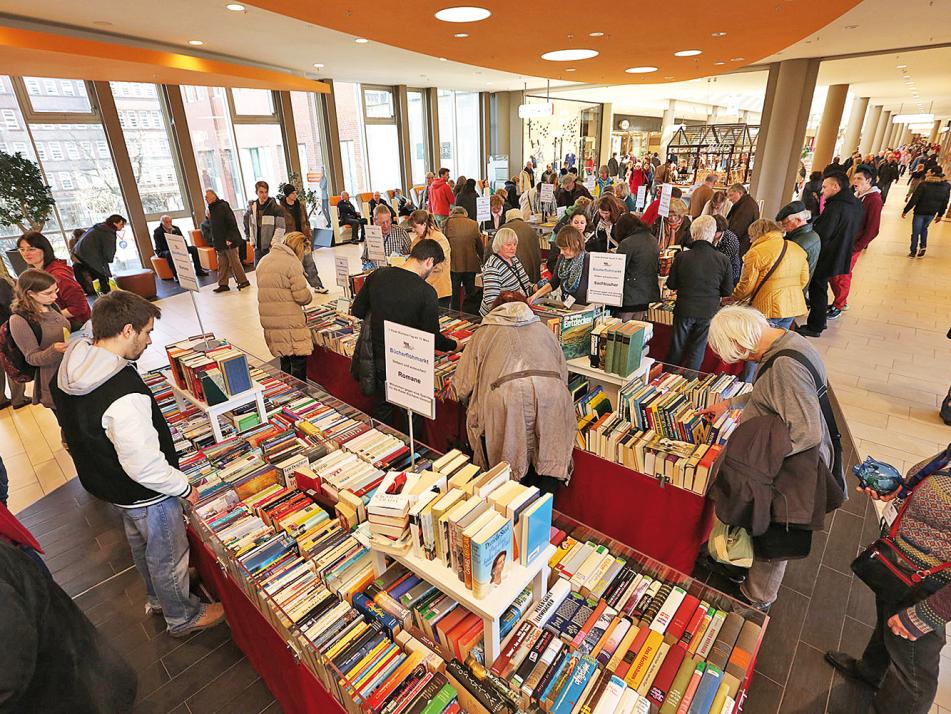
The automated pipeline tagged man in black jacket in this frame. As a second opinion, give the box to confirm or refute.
[665,215,733,371]
[205,190,250,293]
[350,239,457,426]
[152,215,208,280]
[877,157,901,204]
[798,173,863,337]
[337,191,367,242]
[902,167,950,257]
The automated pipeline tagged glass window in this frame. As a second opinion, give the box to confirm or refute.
[454,91,481,179]
[365,124,402,193]
[232,88,275,116]
[437,90,456,176]
[2,109,18,130]
[181,85,243,206]
[233,123,288,200]
[22,76,93,113]
[110,81,189,218]
[407,90,430,186]
[363,88,394,119]
[332,82,369,194]
[290,90,329,228]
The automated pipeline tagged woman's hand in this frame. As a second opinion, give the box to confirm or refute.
[855,485,902,502]
[52,342,68,353]
[699,400,729,422]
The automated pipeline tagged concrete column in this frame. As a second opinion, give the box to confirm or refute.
[858,104,882,155]
[749,58,821,219]
[660,100,676,159]
[881,122,895,151]
[872,110,891,153]
[929,120,941,144]
[888,123,903,150]
[901,126,913,146]
[812,84,849,170]
[841,96,868,157]
[598,102,613,169]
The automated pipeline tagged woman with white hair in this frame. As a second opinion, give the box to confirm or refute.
[479,227,534,316]
[701,304,834,610]
[665,215,734,371]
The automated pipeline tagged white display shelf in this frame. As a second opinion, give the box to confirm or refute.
[161,369,267,443]
[567,355,654,388]
[370,543,556,666]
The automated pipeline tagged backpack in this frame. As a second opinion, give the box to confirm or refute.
[0,313,43,383]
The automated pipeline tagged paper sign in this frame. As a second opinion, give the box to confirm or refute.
[476,196,491,223]
[335,256,350,288]
[584,176,596,193]
[383,320,436,419]
[540,183,555,204]
[365,225,386,263]
[165,233,199,292]
[336,298,350,315]
[586,252,626,306]
[636,185,647,211]
[556,206,567,219]
[658,183,673,218]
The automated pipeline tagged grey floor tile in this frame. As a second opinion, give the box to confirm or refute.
[800,566,852,652]
[755,586,811,684]
[822,511,865,575]
[186,658,261,714]
[778,643,833,714]
[161,623,233,679]
[746,672,784,714]
[846,576,878,628]
[784,530,828,597]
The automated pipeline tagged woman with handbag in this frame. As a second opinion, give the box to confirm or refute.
[825,446,951,714]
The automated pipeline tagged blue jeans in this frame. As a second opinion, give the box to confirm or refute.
[118,497,202,633]
[911,214,933,252]
[668,315,711,373]
[0,455,6,506]
[742,317,795,382]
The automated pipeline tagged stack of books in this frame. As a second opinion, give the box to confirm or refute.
[538,305,604,361]
[647,300,676,325]
[588,319,653,376]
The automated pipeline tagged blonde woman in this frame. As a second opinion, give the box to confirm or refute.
[255,231,314,381]
[408,210,452,307]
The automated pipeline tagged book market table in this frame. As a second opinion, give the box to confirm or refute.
[163,370,268,443]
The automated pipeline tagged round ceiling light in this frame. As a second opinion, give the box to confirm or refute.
[434,6,491,22]
[453,33,469,38]
[313,63,324,69]
[896,64,907,68]
[355,37,369,43]
[711,32,727,37]
[188,39,204,46]
[589,32,604,37]
[565,68,576,72]
[541,48,598,62]
[225,3,245,10]
[625,66,658,74]
[714,61,726,66]
[730,57,745,62]
[439,57,447,61]
[674,49,702,57]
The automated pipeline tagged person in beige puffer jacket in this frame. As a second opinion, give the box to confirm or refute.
[256,231,314,381]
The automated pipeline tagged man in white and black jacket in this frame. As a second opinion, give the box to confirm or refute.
[51,291,225,638]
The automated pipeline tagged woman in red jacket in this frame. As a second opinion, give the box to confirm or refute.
[17,231,91,331]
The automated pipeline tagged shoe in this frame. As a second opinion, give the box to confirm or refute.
[827,307,842,320]
[236,281,251,291]
[908,251,916,257]
[824,651,882,690]
[842,304,849,311]
[145,602,163,616]
[168,602,227,638]
[315,287,329,295]
[0,400,9,410]
[736,584,772,613]
[213,285,230,293]
[12,401,30,410]
[196,270,210,277]
[796,326,823,338]
[917,249,926,257]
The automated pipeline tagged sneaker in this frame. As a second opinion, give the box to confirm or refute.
[824,651,882,690]
[168,602,227,638]
[917,249,926,257]
[841,303,849,311]
[213,285,230,293]
[737,584,773,613]
[12,401,30,410]
[827,307,842,320]
[145,602,163,616]
[315,287,329,295]
[236,280,251,291]
[796,326,823,338]
[908,251,916,257]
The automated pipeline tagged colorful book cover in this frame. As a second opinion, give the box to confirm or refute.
[519,493,553,566]
[471,516,513,599]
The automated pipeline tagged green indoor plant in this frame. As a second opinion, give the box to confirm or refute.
[0,151,56,232]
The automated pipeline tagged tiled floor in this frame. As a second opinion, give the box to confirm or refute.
[2,192,949,713]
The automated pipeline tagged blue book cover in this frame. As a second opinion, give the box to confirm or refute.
[220,353,252,395]
[388,574,422,600]
[688,662,723,714]
[352,593,401,639]
[551,654,599,714]
[520,493,553,566]
[471,516,513,598]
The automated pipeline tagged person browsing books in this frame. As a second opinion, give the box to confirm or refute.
[51,291,225,638]
[350,239,457,427]
[451,292,574,495]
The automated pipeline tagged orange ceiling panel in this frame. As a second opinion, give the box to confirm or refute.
[0,27,328,91]
[248,0,862,84]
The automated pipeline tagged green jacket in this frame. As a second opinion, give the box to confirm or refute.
[785,223,820,281]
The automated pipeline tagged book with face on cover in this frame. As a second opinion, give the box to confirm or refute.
[470,512,513,599]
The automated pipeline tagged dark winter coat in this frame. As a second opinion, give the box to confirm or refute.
[207,198,243,251]
[454,185,480,221]
[726,193,760,253]
[812,189,863,279]
[904,176,951,218]
[877,161,900,187]
[74,223,118,277]
[616,228,661,308]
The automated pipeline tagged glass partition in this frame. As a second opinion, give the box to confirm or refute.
[406,89,429,186]
[332,82,369,194]
[181,85,243,206]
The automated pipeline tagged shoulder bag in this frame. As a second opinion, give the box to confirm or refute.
[735,240,788,307]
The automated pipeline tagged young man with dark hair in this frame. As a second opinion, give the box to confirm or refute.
[244,179,286,263]
[51,290,225,638]
[351,239,457,424]
[427,168,456,228]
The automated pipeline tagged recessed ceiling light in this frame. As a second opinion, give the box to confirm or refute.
[663,76,675,80]
[730,57,745,62]
[541,48,598,61]
[225,3,245,10]
[714,61,726,66]
[434,6,491,22]
[565,68,576,72]
[625,66,658,74]
[896,64,907,68]
[355,37,369,43]
[674,49,702,57]
[93,20,113,26]
[188,39,204,45]
[844,24,858,29]
[439,57,447,61]
[486,81,493,85]
[453,33,469,38]
[711,32,727,37]
[313,63,324,69]
[589,31,604,37]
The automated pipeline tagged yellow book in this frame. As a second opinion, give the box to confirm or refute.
[324,622,368,660]
[625,630,663,689]
[636,640,670,697]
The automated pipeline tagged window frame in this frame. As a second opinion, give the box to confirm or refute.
[12,77,100,122]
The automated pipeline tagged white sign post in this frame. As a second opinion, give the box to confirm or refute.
[657,183,674,218]
[539,182,555,211]
[475,196,491,223]
[586,253,626,307]
[365,225,387,264]
[335,255,351,297]
[636,185,648,211]
[383,321,436,464]
[165,233,210,341]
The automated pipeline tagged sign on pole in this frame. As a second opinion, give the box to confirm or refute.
[586,253,626,306]
[657,183,674,218]
[165,234,199,292]
[383,321,436,419]
[475,196,491,223]
[335,256,350,294]
[365,225,387,263]
[636,185,648,211]
[539,183,555,205]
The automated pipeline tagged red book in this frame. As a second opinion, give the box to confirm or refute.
[646,643,688,706]
[449,613,483,661]
[571,599,606,649]
[615,625,650,679]
[665,594,700,643]
[435,607,470,652]
[679,602,709,648]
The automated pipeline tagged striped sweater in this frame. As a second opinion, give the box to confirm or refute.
[893,454,951,638]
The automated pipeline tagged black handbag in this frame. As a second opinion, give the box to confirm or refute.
[851,476,951,605]
[349,311,376,397]
[753,524,813,561]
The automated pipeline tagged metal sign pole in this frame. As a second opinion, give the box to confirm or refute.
[407,408,416,467]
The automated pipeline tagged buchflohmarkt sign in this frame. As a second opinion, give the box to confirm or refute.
[586,252,626,306]
[383,320,436,419]
[165,233,199,292]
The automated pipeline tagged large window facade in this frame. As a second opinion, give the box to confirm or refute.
[181,85,243,206]
[406,89,430,187]
[362,86,402,194]
[437,90,481,180]
[290,90,330,228]
[333,82,370,194]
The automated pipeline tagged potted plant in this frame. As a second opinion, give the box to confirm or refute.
[0,151,56,232]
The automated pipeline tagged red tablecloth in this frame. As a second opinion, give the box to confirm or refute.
[647,320,745,377]
[188,529,345,714]
[555,448,715,573]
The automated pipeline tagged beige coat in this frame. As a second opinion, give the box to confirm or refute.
[733,231,809,318]
[255,242,314,357]
[452,301,575,482]
[444,214,484,273]
[412,230,452,299]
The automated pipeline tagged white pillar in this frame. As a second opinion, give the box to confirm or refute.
[929,120,941,144]
[841,96,868,157]
[660,100,676,159]
[872,110,891,153]
[859,104,882,156]
[812,84,849,170]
